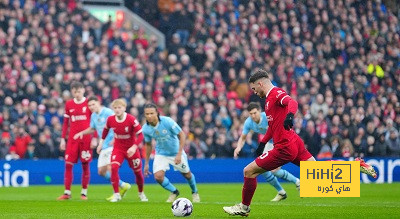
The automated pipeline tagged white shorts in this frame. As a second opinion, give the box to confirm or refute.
[153,153,190,174]
[98,147,113,168]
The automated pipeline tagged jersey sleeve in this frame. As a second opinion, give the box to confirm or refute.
[131,116,142,134]
[102,117,111,140]
[61,101,70,139]
[143,126,152,143]
[242,118,252,135]
[90,114,95,129]
[273,88,289,105]
[275,88,298,114]
[166,117,182,135]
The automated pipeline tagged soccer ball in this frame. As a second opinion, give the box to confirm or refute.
[171,198,193,217]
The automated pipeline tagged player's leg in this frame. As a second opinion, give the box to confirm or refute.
[108,149,125,202]
[127,150,147,201]
[98,147,130,200]
[261,171,287,201]
[79,137,93,200]
[356,157,377,178]
[172,152,200,202]
[153,155,179,202]
[271,167,300,191]
[57,141,78,200]
[223,149,291,216]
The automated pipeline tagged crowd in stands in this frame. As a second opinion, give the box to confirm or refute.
[0,0,399,161]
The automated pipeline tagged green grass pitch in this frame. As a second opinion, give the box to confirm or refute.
[0,183,399,218]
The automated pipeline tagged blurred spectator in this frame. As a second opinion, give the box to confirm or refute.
[386,129,400,156]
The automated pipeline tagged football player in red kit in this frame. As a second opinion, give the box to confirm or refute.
[57,81,93,200]
[100,98,147,202]
[223,69,377,216]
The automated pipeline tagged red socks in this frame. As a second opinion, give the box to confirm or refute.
[111,163,120,193]
[64,163,73,190]
[134,170,144,192]
[242,177,257,206]
[81,162,90,189]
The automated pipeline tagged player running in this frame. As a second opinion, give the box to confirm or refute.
[223,69,377,216]
[234,102,300,201]
[57,81,93,200]
[100,99,147,202]
[73,96,131,201]
[142,103,200,203]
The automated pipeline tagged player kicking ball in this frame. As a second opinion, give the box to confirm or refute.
[100,99,148,202]
[234,102,300,202]
[223,69,377,216]
[142,103,200,203]
[73,96,132,201]
[57,82,93,200]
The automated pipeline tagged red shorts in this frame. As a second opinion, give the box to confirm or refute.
[65,135,93,163]
[255,136,312,171]
[111,147,142,171]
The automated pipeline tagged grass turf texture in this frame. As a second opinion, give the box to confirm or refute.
[0,183,399,218]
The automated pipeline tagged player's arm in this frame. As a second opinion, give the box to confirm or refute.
[235,118,252,158]
[73,127,95,140]
[144,138,152,177]
[60,103,70,151]
[234,134,247,158]
[127,117,144,157]
[257,127,272,156]
[279,92,298,130]
[98,118,110,154]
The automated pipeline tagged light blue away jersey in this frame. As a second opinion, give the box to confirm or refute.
[90,107,114,149]
[243,113,269,135]
[142,116,182,156]
[243,113,274,144]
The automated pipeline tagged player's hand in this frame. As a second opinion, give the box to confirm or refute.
[234,147,242,159]
[284,113,294,130]
[90,138,98,149]
[174,153,182,165]
[144,164,152,177]
[73,132,83,140]
[59,139,66,151]
[256,142,266,156]
[127,145,137,157]
[96,144,102,154]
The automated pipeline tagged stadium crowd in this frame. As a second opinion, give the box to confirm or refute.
[0,0,399,161]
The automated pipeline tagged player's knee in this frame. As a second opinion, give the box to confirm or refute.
[154,174,164,183]
[243,166,255,177]
[98,169,106,176]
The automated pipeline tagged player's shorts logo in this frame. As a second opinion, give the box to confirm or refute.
[81,150,91,160]
[259,151,269,159]
[133,159,141,168]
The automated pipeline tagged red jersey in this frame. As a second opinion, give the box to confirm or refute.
[62,98,91,138]
[262,87,299,147]
[102,113,143,149]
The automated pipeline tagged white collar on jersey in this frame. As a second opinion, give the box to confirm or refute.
[116,112,127,123]
[73,97,86,104]
[265,86,275,99]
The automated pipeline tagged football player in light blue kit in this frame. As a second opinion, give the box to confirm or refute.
[142,103,200,203]
[74,96,132,200]
[234,102,300,201]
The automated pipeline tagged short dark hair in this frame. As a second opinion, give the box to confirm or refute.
[247,102,261,111]
[144,103,158,111]
[88,95,99,103]
[248,69,269,83]
[70,81,84,90]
